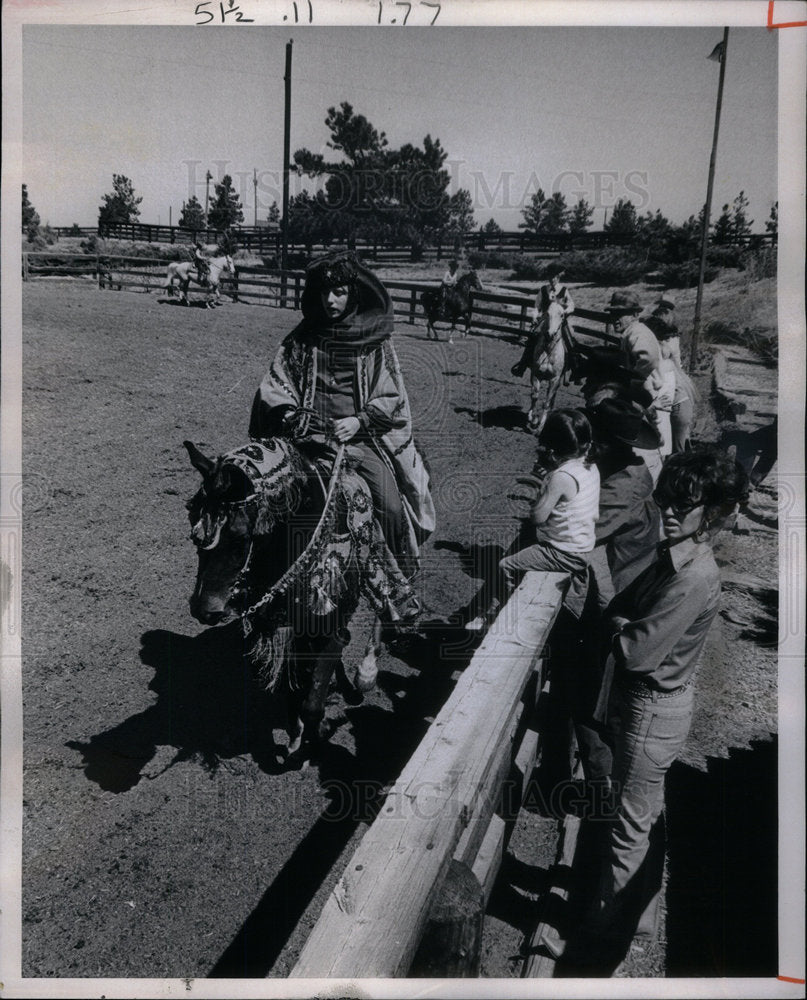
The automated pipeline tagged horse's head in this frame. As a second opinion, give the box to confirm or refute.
[184,438,311,625]
[460,270,483,292]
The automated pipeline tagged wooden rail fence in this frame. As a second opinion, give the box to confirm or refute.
[289,570,568,978]
[22,252,619,344]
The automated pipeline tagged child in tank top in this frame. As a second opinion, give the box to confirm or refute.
[466,409,600,631]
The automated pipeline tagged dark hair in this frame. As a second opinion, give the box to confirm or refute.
[655,446,749,516]
[536,408,592,469]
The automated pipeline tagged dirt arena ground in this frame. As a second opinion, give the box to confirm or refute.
[18,277,778,980]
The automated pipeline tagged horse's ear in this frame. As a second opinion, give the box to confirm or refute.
[214,463,254,501]
[184,441,215,478]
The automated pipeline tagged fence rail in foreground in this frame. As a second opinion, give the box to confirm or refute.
[289,570,568,979]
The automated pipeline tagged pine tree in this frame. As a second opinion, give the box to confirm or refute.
[178,195,205,231]
[731,190,753,241]
[22,184,41,241]
[604,198,638,236]
[764,201,777,238]
[207,174,245,231]
[267,201,281,229]
[711,203,733,244]
[568,197,594,236]
[98,174,142,234]
[481,218,502,234]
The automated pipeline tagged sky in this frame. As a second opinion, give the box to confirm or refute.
[22,24,778,231]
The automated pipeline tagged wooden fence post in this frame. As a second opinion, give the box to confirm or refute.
[96,254,101,290]
[22,253,29,282]
[409,287,418,325]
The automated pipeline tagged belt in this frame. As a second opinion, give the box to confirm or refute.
[617,674,693,701]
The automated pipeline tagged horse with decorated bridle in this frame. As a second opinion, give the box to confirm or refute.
[184,432,419,766]
[165,254,234,308]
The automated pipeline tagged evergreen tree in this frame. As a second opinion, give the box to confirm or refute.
[481,217,503,234]
[98,174,142,233]
[293,101,466,246]
[568,197,594,236]
[208,174,245,231]
[22,184,41,241]
[764,201,777,238]
[446,188,476,235]
[731,190,753,241]
[178,195,205,231]
[604,198,638,236]
[711,203,733,244]
[267,201,281,228]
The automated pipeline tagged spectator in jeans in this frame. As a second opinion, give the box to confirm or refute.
[564,448,749,969]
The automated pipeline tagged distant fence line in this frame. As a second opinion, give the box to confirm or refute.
[21,251,620,345]
[36,223,777,259]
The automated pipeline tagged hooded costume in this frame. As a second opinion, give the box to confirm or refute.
[248,253,435,572]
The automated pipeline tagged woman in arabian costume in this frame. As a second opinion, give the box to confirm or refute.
[248,251,435,580]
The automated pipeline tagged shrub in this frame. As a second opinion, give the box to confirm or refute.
[532,248,654,285]
[704,320,777,365]
[508,255,545,281]
[657,259,720,288]
[741,244,777,280]
[467,250,513,270]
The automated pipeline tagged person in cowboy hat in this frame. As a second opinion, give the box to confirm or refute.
[605,291,674,474]
[249,250,435,578]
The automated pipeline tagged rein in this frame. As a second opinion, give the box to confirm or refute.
[239,443,346,637]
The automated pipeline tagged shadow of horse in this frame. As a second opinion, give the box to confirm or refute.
[454,404,528,432]
[66,625,291,792]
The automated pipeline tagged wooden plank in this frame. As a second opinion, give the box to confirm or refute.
[522,813,582,977]
[471,813,506,907]
[289,571,567,979]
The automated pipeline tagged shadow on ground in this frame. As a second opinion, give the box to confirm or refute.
[664,735,778,976]
[454,404,527,431]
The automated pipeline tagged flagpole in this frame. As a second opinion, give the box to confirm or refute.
[689,27,729,372]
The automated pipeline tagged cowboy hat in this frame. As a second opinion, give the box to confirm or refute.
[607,290,641,313]
[655,292,676,310]
[587,396,662,450]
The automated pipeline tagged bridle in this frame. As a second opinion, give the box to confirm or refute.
[190,441,346,637]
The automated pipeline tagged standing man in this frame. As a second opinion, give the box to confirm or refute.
[606,291,670,481]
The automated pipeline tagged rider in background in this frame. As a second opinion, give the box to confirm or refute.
[512,267,575,378]
[439,257,461,310]
[192,241,210,285]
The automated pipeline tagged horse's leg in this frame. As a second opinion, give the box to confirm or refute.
[357,616,383,692]
[286,629,348,764]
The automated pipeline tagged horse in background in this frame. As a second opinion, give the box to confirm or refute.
[421,270,482,344]
[165,254,234,308]
[511,298,568,434]
[183,437,419,767]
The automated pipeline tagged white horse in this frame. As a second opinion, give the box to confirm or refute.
[165,254,234,308]
[517,299,567,434]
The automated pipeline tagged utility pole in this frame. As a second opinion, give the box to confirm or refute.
[690,28,729,372]
[254,168,258,228]
[204,169,212,232]
[282,39,293,272]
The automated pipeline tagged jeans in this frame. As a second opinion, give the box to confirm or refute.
[593,679,695,941]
